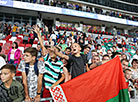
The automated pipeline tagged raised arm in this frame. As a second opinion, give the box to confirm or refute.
[50,46,69,60]
[33,25,47,56]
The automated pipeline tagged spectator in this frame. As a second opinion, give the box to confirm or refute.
[121,59,129,71]
[124,68,136,98]
[64,47,71,55]
[18,47,45,102]
[91,55,100,64]
[0,64,25,102]
[121,47,130,60]
[3,23,8,36]
[37,43,42,59]
[126,37,129,48]
[102,54,110,61]
[83,45,91,55]
[12,24,18,36]
[131,59,138,80]
[117,37,122,48]
[0,46,6,69]
[21,24,26,34]
[111,46,118,58]
[7,42,21,67]
[97,44,103,56]
[132,49,138,60]
[23,28,29,44]
[8,24,12,35]
[50,31,57,45]
[29,29,35,45]
[107,49,112,59]
[51,42,89,78]
[34,26,65,102]
[121,53,128,60]
[96,36,103,45]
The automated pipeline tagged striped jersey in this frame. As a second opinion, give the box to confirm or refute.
[43,54,63,89]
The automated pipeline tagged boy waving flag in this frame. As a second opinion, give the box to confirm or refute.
[50,56,130,102]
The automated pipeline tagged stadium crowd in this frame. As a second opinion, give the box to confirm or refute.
[13,0,138,21]
[0,22,138,102]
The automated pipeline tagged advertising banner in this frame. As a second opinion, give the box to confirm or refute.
[0,0,13,7]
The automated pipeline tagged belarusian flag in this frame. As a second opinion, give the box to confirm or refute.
[49,56,130,102]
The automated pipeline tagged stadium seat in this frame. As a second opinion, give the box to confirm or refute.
[0,43,3,46]
[9,37,17,42]
[32,44,37,48]
[19,43,25,47]
[6,41,13,45]
[98,30,101,34]
[18,35,23,39]
[106,32,108,35]
[56,26,59,30]
[91,30,94,33]
[25,44,32,47]
[5,50,9,55]
[33,41,38,44]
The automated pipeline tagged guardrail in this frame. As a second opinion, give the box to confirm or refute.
[22,97,53,102]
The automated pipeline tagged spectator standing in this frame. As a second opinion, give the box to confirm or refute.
[34,25,65,102]
[18,47,45,102]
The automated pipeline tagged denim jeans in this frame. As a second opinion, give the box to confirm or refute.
[8,59,17,67]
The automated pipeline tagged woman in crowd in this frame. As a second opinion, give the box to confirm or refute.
[7,42,21,67]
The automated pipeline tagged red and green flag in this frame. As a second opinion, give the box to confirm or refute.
[50,56,130,102]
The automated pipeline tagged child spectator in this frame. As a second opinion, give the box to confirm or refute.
[124,68,136,98]
[18,47,45,102]
[0,64,25,102]
[34,26,65,101]
[50,43,89,79]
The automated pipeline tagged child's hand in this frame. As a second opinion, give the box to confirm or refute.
[25,96,32,102]
[51,84,56,89]
[48,46,55,52]
[33,95,41,102]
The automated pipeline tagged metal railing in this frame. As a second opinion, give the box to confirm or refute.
[22,97,53,102]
